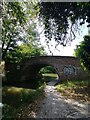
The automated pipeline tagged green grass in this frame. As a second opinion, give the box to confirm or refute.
[56,79,90,101]
[56,79,89,89]
[42,73,58,77]
[42,73,58,83]
[2,83,45,119]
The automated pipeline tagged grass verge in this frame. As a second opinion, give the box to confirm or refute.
[2,83,45,119]
[56,79,90,102]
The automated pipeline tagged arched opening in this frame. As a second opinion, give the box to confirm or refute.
[38,65,59,85]
[21,62,60,89]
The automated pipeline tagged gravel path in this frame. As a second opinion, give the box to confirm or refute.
[36,80,89,118]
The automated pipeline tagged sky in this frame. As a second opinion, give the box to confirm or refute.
[39,23,88,56]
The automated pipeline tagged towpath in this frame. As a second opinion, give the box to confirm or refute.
[36,80,89,118]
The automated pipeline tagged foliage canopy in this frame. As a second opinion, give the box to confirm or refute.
[75,35,90,72]
[2,2,26,60]
[2,2,41,61]
[39,2,90,47]
[6,43,46,63]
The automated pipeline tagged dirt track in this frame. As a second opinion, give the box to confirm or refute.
[36,80,89,118]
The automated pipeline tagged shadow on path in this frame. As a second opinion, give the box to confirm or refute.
[35,80,89,118]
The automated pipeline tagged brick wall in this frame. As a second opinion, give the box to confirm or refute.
[21,56,89,81]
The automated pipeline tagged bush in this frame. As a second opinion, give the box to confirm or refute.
[2,84,45,119]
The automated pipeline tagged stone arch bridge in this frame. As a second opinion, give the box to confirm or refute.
[21,56,88,81]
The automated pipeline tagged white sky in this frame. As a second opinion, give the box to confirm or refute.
[39,23,88,56]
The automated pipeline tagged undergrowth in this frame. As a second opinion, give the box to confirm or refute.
[2,83,45,119]
[56,79,90,102]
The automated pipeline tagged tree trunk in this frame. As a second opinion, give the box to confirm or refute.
[2,39,11,60]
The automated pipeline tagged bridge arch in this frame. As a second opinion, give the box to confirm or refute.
[21,56,88,82]
[22,61,60,81]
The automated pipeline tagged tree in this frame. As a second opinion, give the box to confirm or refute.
[2,2,27,60]
[2,1,39,61]
[6,42,47,64]
[39,2,90,48]
[75,35,90,72]
[40,66,56,74]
